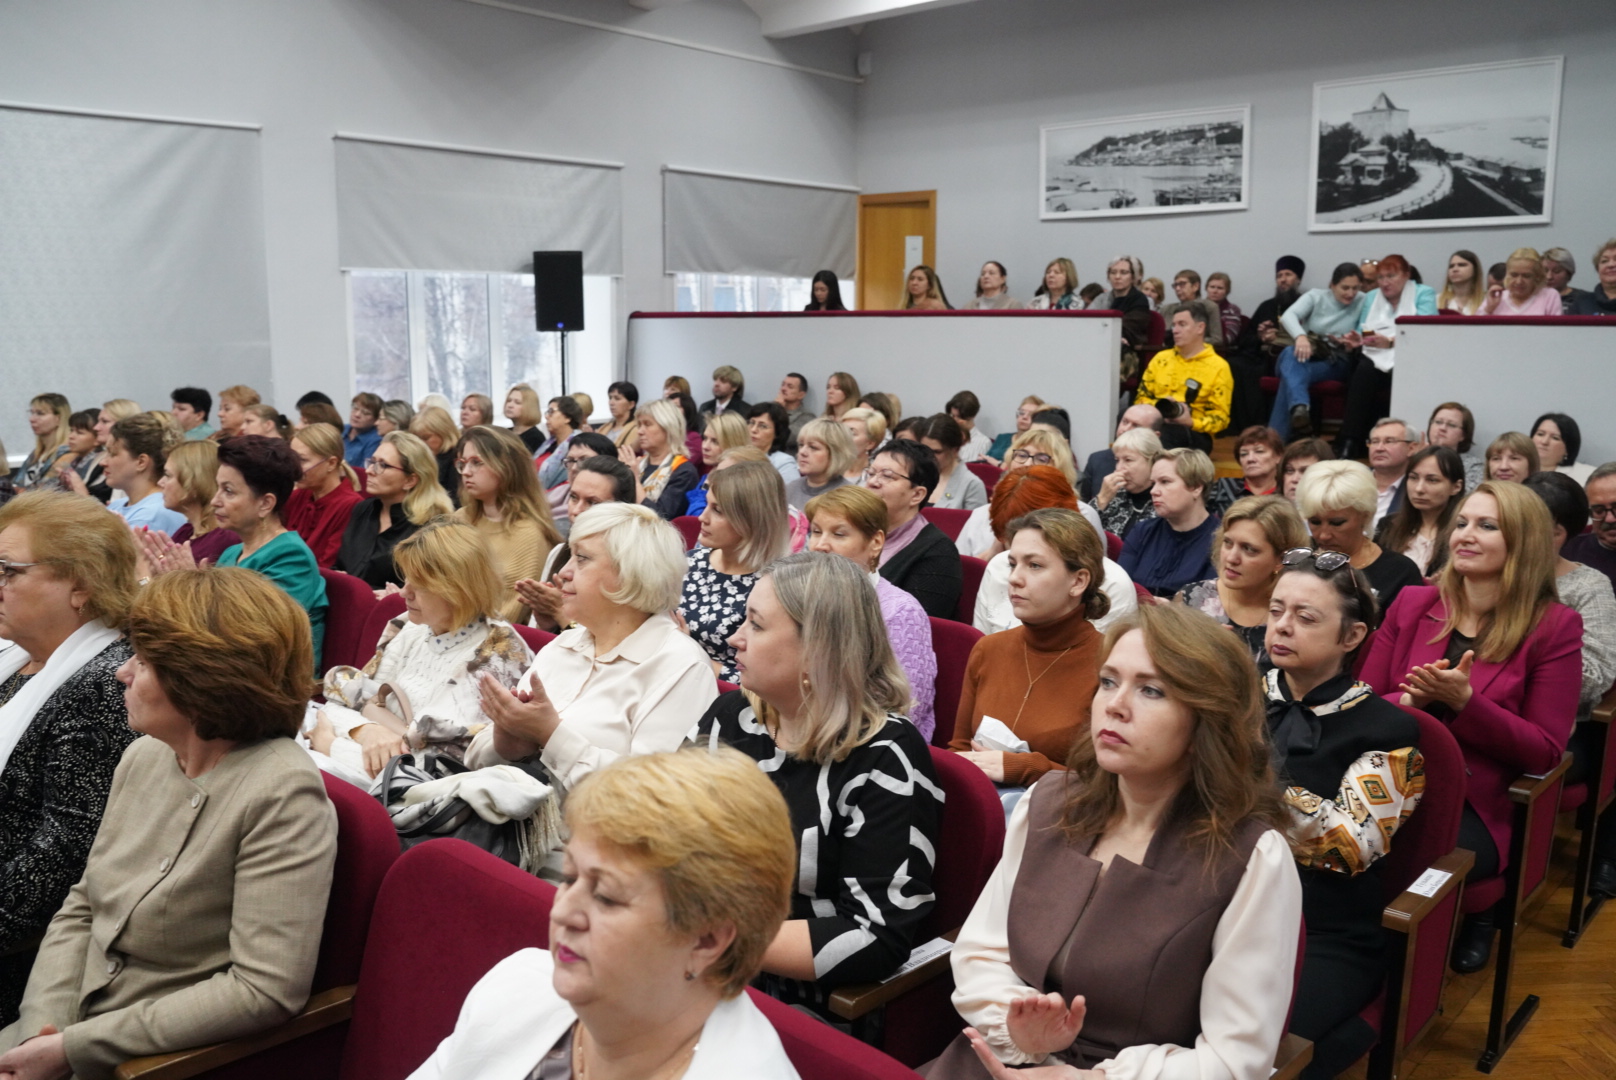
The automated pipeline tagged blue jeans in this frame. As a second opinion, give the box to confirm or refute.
[1268,345,1352,439]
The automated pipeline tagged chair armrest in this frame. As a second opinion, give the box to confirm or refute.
[827,934,955,1022]
[1272,1033,1314,1080]
[1508,752,1572,804]
[1592,681,1616,726]
[115,985,356,1080]
[1383,849,1475,933]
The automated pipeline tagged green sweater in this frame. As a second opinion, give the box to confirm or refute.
[217,531,329,663]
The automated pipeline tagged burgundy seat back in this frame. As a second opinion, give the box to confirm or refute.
[923,745,1005,938]
[928,617,983,748]
[966,461,1002,493]
[748,990,923,1079]
[955,556,987,624]
[313,774,400,991]
[319,570,379,672]
[717,680,740,695]
[672,514,702,550]
[356,592,407,668]
[513,624,555,653]
[1104,531,1123,562]
[1145,310,1166,350]
[921,507,971,543]
[339,840,556,1080]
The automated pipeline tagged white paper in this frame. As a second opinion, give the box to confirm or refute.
[1406,867,1452,898]
[881,936,953,983]
[974,715,1030,754]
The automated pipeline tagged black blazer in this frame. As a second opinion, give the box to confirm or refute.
[334,497,424,588]
[879,522,963,620]
[1080,449,1115,503]
[698,396,749,420]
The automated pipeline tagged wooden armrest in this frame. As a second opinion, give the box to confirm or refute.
[1272,1033,1313,1080]
[1508,752,1572,804]
[1383,849,1474,932]
[115,985,356,1080]
[827,932,956,1022]
[1591,681,1616,725]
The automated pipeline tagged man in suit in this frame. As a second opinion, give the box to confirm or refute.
[699,365,748,420]
[1080,403,1162,501]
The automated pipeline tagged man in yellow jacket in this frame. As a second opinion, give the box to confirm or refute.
[1134,307,1232,452]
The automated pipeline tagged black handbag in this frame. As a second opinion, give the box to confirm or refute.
[374,751,560,869]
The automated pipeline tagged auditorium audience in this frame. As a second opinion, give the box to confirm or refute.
[1263,554,1425,1078]
[1267,262,1366,440]
[860,390,901,433]
[1205,271,1244,343]
[598,380,640,449]
[1366,418,1418,531]
[1296,461,1422,620]
[775,373,814,452]
[971,261,1024,310]
[408,748,800,1080]
[1337,255,1437,461]
[840,405,886,484]
[282,423,364,569]
[686,412,748,517]
[951,507,1108,789]
[1567,238,1616,315]
[105,412,186,533]
[239,404,290,440]
[1360,482,1582,972]
[959,429,1100,558]
[1120,448,1219,598]
[822,371,860,422]
[453,425,561,625]
[1376,446,1465,577]
[1176,494,1309,665]
[1135,307,1232,453]
[901,264,951,310]
[948,391,993,462]
[310,519,532,783]
[1567,462,1616,583]
[375,400,413,437]
[409,405,462,501]
[918,413,988,511]
[213,385,259,441]
[1281,438,1334,502]
[1485,431,1538,483]
[459,392,495,431]
[1091,426,1161,542]
[70,398,142,504]
[696,551,941,1019]
[986,395,1046,466]
[515,455,638,633]
[804,486,937,741]
[1089,255,1153,376]
[935,603,1298,1080]
[15,394,72,492]
[548,432,620,532]
[784,416,853,511]
[630,398,700,521]
[344,391,384,467]
[0,493,138,1026]
[1029,258,1080,310]
[334,431,454,589]
[535,395,586,491]
[866,439,963,618]
[1438,249,1487,315]
[1426,401,1485,491]
[0,568,336,1078]
[151,440,240,565]
[700,365,748,419]
[1531,411,1593,485]
[502,383,545,453]
[680,460,790,682]
[1206,426,1284,516]
[46,410,101,495]
[1078,402,1159,501]
[805,269,847,311]
[1160,268,1224,346]
[169,386,215,441]
[746,401,800,483]
[1481,246,1563,316]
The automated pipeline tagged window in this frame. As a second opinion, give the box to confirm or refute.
[673,273,854,313]
[349,270,615,413]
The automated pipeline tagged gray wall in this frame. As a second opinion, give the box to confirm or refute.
[0,0,859,413]
[854,0,1616,317]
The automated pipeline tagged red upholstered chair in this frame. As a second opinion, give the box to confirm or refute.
[1104,531,1123,561]
[956,555,987,624]
[356,592,407,668]
[319,570,380,672]
[827,746,1006,1067]
[928,617,983,749]
[1144,309,1166,351]
[1560,682,1616,945]
[1133,582,1153,608]
[717,679,740,695]
[921,506,971,543]
[672,514,702,550]
[513,624,554,653]
[966,461,1002,493]
[750,993,923,1079]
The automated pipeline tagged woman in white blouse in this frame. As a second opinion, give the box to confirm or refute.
[935,603,1300,1080]
[307,519,532,784]
[469,502,717,789]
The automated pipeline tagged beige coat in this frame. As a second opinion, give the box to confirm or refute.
[0,736,337,1079]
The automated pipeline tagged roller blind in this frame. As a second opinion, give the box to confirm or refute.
[0,105,271,458]
[663,167,856,279]
[334,136,622,275]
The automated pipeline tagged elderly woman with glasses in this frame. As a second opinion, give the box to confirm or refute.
[865,440,963,619]
[283,423,365,569]
[333,431,455,590]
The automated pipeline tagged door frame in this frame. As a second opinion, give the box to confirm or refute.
[856,190,936,311]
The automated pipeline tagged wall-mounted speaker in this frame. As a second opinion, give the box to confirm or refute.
[533,251,584,332]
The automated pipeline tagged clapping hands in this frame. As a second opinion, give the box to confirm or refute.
[1398,651,1474,713]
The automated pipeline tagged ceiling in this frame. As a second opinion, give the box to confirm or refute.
[628,0,981,38]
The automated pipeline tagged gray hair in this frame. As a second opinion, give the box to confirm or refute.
[1542,247,1576,276]
[1371,417,1415,442]
[1296,460,1378,520]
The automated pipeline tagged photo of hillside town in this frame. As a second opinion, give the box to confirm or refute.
[1041,105,1249,220]
[1309,57,1562,231]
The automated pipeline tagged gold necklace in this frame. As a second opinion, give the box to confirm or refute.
[573,1024,699,1080]
[1009,639,1075,733]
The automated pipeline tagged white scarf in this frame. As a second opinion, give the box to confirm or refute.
[1361,284,1421,373]
[0,620,123,775]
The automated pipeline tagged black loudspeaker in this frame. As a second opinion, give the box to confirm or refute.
[532,251,585,332]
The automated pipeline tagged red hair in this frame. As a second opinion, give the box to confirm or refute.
[989,465,1077,540]
[1376,254,1410,277]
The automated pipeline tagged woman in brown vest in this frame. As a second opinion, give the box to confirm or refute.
[932,603,1300,1080]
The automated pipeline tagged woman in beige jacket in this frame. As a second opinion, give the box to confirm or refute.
[0,568,337,1080]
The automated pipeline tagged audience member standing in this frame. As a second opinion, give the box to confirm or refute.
[1135,308,1232,453]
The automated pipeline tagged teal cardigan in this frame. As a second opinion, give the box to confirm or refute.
[217,531,329,662]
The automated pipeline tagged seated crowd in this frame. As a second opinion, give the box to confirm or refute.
[0,312,1611,1080]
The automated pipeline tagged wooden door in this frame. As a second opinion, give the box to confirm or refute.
[857,190,936,311]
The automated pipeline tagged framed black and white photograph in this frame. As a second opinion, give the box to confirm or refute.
[1309,56,1562,232]
[1040,105,1250,220]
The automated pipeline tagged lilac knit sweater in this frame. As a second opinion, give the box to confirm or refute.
[874,574,938,741]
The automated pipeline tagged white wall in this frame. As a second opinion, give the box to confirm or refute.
[0,0,858,413]
[854,0,1616,317]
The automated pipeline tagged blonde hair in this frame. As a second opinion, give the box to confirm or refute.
[1212,495,1309,574]
[455,426,562,544]
[706,459,790,574]
[1159,447,1216,492]
[1009,428,1078,487]
[290,422,361,492]
[218,385,261,408]
[1432,482,1558,663]
[0,490,139,628]
[166,440,222,530]
[1485,432,1540,479]
[102,398,142,423]
[568,502,688,614]
[570,392,594,422]
[641,398,687,453]
[392,518,505,631]
[566,747,794,998]
[796,417,857,478]
[805,486,888,563]
[1296,459,1377,519]
[840,406,887,447]
[747,552,911,765]
[381,430,455,525]
[1504,246,1548,290]
[1112,426,1163,461]
[505,384,543,428]
[29,393,71,463]
[409,406,460,454]
[704,412,749,456]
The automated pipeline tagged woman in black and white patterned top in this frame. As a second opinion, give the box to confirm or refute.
[679,459,790,681]
[695,551,942,1021]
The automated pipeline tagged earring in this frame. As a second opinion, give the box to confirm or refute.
[684,970,695,982]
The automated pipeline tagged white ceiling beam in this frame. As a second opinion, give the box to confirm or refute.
[742,0,980,38]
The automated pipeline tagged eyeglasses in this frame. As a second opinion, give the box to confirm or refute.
[564,455,593,471]
[867,468,911,485]
[1590,504,1616,521]
[0,560,42,585]
[1283,548,1351,572]
[1010,450,1054,466]
[455,457,489,473]
[365,457,406,473]
[1366,437,1411,447]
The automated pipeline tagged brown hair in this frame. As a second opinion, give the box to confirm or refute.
[1004,507,1110,621]
[299,401,345,430]
[218,385,261,408]
[128,568,314,739]
[0,491,139,627]
[392,519,505,630]
[1212,495,1309,575]
[1485,432,1539,479]
[110,411,184,479]
[706,459,790,574]
[1432,482,1558,663]
[1060,604,1285,868]
[455,426,562,545]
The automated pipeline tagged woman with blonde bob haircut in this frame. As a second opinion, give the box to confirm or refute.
[685,411,749,517]
[335,430,456,589]
[407,748,802,1080]
[955,427,1083,558]
[311,518,532,782]
[503,383,545,452]
[696,551,942,1020]
[784,416,856,511]
[631,398,699,520]
[470,503,717,790]
[1296,459,1423,621]
[454,425,562,624]
[839,405,886,484]
[936,603,1298,1080]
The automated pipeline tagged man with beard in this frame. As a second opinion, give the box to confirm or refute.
[1226,256,1305,432]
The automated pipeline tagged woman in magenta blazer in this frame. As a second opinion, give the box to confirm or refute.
[1360,481,1582,974]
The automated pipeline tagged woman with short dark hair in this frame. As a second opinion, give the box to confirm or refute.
[1206,426,1285,516]
[1530,412,1593,486]
[917,413,988,511]
[598,380,640,449]
[745,401,799,483]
